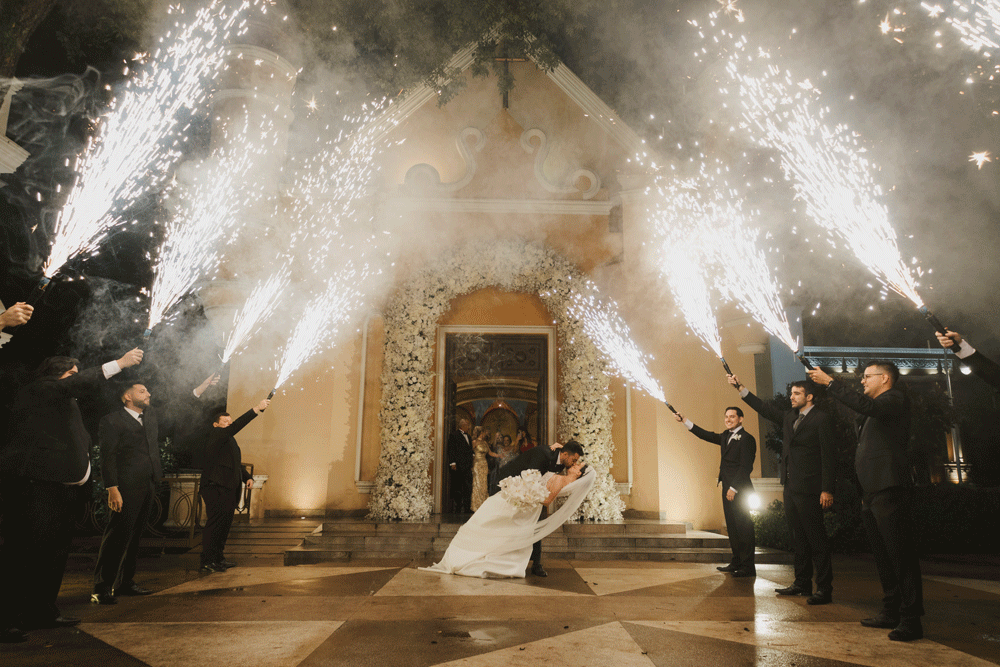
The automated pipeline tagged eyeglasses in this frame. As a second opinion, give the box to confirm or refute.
[861,373,886,380]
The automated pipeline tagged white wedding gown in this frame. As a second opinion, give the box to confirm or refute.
[421,469,596,578]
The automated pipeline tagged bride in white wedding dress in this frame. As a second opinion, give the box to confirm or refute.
[422,461,595,578]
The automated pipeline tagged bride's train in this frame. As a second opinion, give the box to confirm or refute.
[421,469,596,578]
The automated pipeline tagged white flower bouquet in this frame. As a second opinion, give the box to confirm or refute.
[499,469,550,509]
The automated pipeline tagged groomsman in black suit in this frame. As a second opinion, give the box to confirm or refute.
[91,374,216,603]
[496,440,584,577]
[198,398,270,573]
[809,361,924,642]
[732,375,837,604]
[1,349,142,642]
[447,418,474,514]
[674,406,757,577]
[936,330,1000,390]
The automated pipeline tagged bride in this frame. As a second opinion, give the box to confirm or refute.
[422,451,595,579]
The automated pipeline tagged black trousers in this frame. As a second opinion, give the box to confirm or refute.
[862,486,924,618]
[93,481,154,594]
[451,468,472,514]
[784,488,833,593]
[530,504,548,566]
[722,487,756,569]
[1,476,80,627]
[200,483,241,565]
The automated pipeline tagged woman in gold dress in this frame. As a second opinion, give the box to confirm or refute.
[470,426,490,511]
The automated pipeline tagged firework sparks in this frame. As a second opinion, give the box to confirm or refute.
[699,11,927,309]
[563,283,667,403]
[650,175,725,358]
[271,272,365,392]
[970,150,992,167]
[221,266,291,363]
[41,0,261,279]
[147,127,268,331]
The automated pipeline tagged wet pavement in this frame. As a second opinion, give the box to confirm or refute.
[4,552,999,666]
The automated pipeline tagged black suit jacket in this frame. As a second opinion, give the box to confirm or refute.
[688,424,756,493]
[963,351,1000,390]
[828,382,911,498]
[497,445,560,481]
[98,407,163,489]
[4,366,108,483]
[742,392,836,495]
[447,429,473,473]
[200,409,257,489]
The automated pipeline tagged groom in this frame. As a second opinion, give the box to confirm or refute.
[495,440,584,577]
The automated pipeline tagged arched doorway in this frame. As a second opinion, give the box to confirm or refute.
[435,326,556,513]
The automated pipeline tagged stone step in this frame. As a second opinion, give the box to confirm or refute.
[316,521,687,537]
[283,545,792,566]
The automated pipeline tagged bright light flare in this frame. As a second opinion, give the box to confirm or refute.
[969,150,992,168]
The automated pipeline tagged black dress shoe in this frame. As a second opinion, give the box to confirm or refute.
[716,564,738,573]
[530,564,548,577]
[114,583,153,596]
[775,585,811,596]
[1,627,28,643]
[731,568,757,578]
[90,592,117,605]
[860,612,899,629]
[199,562,223,574]
[219,559,237,569]
[807,591,833,605]
[888,618,923,642]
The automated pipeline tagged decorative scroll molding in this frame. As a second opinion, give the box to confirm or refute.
[382,197,615,216]
[402,127,484,194]
[519,129,600,200]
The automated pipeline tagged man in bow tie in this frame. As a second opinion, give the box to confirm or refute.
[731,374,837,605]
[674,406,757,578]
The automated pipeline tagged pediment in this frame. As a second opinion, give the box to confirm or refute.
[374,52,648,210]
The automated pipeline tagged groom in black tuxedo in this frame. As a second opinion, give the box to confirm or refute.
[495,440,584,577]
[733,375,836,604]
[674,406,758,577]
[92,374,215,603]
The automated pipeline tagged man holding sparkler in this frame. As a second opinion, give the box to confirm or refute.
[673,407,757,578]
[1,348,142,642]
[936,331,1000,390]
[91,373,219,604]
[807,362,924,642]
[198,398,270,574]
[729,375,836,605]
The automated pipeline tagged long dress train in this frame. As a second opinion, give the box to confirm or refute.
[421,469,595,578]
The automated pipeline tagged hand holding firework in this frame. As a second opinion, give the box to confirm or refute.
[0,302,33,329]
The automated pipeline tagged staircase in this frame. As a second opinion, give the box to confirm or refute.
[284,517,791,565]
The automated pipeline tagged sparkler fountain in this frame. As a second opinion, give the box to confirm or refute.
[36,0,262,298]
[563,284,680,414]
[698,8,961,356]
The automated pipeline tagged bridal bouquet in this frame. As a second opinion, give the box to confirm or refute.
[499,469,550,509]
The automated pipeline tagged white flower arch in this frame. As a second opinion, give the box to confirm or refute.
[368,240,625,522]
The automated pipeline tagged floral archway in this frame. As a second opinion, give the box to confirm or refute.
[367,240,625,522]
